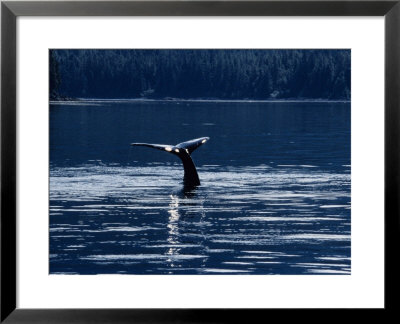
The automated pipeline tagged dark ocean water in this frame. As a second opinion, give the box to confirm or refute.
[49,100,351,274]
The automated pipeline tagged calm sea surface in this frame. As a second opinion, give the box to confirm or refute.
[50,100,351,274]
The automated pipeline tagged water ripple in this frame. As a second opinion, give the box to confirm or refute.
[50,164,350,274]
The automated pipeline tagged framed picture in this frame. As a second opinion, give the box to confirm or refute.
[1,0,399,322]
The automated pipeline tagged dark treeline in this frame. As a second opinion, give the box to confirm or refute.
[50,49,350,100]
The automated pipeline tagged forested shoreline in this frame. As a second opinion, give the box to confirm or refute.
[50,49,350,101]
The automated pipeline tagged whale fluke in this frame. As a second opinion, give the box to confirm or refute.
[130,137,209,187]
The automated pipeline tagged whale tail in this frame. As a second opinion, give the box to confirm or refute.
[130,137,209,187]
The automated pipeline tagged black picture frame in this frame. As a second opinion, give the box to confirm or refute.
[1,0,399,322]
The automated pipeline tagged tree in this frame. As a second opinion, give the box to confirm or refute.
[49,50,61,99]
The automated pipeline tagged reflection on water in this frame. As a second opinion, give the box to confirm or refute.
[50,164,350,274]
[50,101,350,274]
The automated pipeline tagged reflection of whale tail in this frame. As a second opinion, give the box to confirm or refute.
[130,137,209,187]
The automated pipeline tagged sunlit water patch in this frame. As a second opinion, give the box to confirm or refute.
[50,164,350,274]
